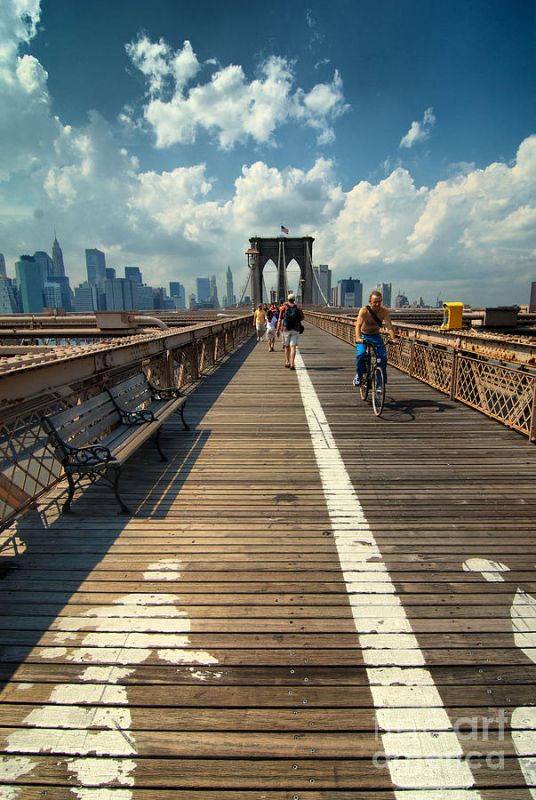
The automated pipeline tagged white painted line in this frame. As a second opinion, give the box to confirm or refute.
[294,350,482,796]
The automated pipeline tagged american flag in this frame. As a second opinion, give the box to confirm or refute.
[281,225,289,235]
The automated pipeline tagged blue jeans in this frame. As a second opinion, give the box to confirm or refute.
[356,334,387,384]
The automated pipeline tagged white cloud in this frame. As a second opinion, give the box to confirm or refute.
[0,1,535,306]
[400,106,436,149]
[127,36,348,149]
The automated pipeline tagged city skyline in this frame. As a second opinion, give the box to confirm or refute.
[1,1,535,306]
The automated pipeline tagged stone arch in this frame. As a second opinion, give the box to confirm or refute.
[248,236,314,306]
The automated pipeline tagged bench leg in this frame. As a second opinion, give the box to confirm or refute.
[154,428,168,462]
[62,473,76,513]
[180,404,190,431]
[109,466,132,515]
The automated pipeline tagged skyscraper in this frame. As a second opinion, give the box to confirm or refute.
[125,266,142,285]
[197,277,211,304]
[16,255,45,313]
[0,254,6,277]
[33,251,54,279]
[333,277,362,307]
[312,264,332,305]
[52,235,66,277]
[0,276,19,313]
[86,248,106,285]
[374,282,392,307]
[210,275,219,308]
[169,282,186,309]
[225,266,235,307]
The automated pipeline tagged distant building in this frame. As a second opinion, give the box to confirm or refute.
[530,281,536,313]
[210,275,220,308]
[106,268,116,280]
[105,278,136,311]
[86,248,106,286]
[33,251,54,279]
[312,264,332,305]
[0,254,6,277]
[43,281,63,309]
[0,276,19,313]
[333,277,362,307]
[134,284,154,310]
[395,291,409,308]
[225,266,235,307]
[196,277,211,304]
[73,282,96,312]
[169,282,186,309]
[51,235,66,278]
[16,255,45,313]
[188,293,196,309]
[125,266,143,285]
[374,282,392,307]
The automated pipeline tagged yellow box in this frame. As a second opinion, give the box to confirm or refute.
[440,302,464,330]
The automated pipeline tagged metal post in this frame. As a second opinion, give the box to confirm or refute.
[529,378,536,442]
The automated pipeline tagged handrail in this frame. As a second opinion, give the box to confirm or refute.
[0,315,253,531]
[304,310,536,443]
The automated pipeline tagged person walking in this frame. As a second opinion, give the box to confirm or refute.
[265,307,277,352]
[276,292,304,370]
[253,304,267,342]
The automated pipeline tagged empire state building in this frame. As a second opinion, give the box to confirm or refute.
[52,234,66,278]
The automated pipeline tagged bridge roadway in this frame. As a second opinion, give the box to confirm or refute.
[0,324,535,798]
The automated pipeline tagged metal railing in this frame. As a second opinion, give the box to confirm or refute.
[0,316,253,531]
[305,311,536,442]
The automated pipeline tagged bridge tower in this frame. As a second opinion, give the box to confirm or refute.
[247,236,314,307]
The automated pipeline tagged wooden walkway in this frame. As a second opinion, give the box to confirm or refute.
[0,324,535,798]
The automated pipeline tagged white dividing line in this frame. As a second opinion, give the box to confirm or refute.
[294,350,482,798]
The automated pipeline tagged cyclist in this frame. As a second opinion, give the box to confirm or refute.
[353,290,396,387]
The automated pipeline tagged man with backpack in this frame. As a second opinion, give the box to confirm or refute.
[276,292,304,370]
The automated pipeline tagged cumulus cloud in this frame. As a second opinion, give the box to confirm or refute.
[400,106,436,149]
[1,1,535,306]
[126,35,348,149]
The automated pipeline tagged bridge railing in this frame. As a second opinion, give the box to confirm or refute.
[0,316,252,532]
[304,311,536,442]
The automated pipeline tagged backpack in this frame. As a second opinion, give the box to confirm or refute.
[284,304,300,330]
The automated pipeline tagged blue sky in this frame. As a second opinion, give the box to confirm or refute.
[2,0,535,304]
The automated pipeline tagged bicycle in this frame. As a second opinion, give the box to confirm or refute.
[358,341,386,416]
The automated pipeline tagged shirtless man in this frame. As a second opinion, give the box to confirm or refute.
[353,290,396,387]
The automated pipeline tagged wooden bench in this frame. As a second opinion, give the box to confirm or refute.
[42,373,189,515]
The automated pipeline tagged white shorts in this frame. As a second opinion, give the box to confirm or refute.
[266,328,276,340]
[282,330,299,347]
[256,324,266,336]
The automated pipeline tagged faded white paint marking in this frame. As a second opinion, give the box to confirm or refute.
[0,756,35,780]
[294,350,480,795]
[464,557,536,797]
[462,558,510,582]
[5,558,218,797]
[143,558,182,581]
[512,707,536,799]
[66,758,136,787]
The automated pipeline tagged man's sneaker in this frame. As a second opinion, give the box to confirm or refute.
[352,375,360,387]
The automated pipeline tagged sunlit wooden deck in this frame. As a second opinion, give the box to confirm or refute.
[0,324,535,798]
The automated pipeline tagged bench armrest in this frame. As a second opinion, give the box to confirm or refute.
[63,443,113,468]
[146,379,182,401]
[119,408,156,425]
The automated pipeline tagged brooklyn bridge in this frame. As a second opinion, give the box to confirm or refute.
[0,298,535,798]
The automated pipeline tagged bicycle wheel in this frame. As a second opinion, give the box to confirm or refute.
[372,365,385,416]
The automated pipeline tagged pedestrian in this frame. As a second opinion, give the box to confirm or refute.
[276,292,304,369]
[253,304,267,342]
[266,307,277,351]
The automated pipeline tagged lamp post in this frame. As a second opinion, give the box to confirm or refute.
[245,246,260,306]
